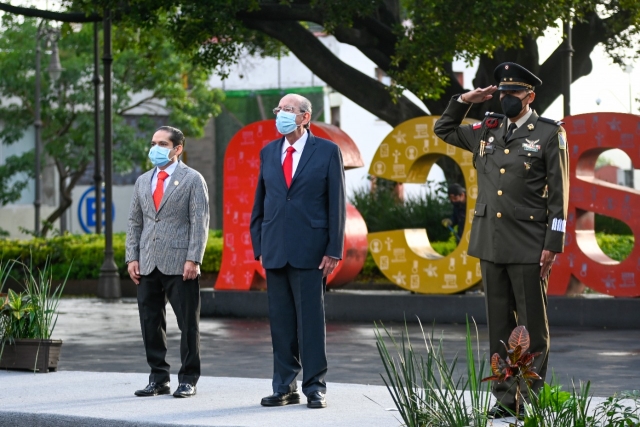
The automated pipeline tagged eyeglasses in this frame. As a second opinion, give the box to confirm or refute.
[273,106,304,115]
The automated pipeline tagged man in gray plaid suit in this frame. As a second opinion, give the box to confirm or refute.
[126,126,209,398]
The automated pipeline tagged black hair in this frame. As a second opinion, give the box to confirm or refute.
[156,126,186,148]
[447,183,466,196]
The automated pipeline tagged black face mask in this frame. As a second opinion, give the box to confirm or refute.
[501,93,529,118]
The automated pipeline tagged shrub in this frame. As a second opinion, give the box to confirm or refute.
[0,230,223,281]
[350,182,453,242]
[595,233,634,261]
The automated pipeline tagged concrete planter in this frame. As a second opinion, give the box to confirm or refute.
[0,339,63,373]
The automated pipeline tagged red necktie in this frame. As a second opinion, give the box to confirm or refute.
[153,171,169,210]
[283,146,296,188]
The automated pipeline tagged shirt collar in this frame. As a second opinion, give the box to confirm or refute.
[156,160,179,177]
[510,108,533,129]
[282,130,309,154]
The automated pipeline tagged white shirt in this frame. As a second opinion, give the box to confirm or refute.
[151,160,179,194]
[281,130,308,178]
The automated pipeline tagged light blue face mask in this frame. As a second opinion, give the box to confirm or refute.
[276,111,301,135]
[148,145,172,167]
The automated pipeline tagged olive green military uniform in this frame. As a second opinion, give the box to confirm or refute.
[434,98,569,407]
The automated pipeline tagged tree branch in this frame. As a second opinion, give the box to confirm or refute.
[536,11,622,114]
[333,24,393,70]
[0,2,101,22]
[243,18,425,126]
[117,93,160,115]
[41,162,87,236]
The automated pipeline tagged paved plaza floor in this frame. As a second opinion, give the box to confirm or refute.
[1,297,638,426]
[53,298,639,396]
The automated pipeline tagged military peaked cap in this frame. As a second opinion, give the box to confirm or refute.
[494,62,542,91]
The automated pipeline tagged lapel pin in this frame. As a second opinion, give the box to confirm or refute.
[488,136,494,143]
[174,181,179,186]
[528,124,534,130]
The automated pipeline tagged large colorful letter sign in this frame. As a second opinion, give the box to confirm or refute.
[549,113,640,297]
[367,116,480,294]
[215,120,368,290]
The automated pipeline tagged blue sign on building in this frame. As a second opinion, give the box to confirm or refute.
[77,187,115,234]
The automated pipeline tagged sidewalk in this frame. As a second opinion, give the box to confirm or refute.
[0,371,398,427]
[0,371,632,426]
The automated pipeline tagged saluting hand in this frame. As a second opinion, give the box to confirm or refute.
[319,256,339,278]
[183,260,200,281]
[460,86,498,104]
[539,250,557,278]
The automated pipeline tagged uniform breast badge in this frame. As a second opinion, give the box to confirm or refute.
[479,140,486,157]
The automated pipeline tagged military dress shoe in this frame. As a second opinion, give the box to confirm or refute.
[487,403,525,419]
[307,391,327,409]
[173,383,197,398]
[134,382,171,397]
[260,391,301,407]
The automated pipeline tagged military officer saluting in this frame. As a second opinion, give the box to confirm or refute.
[434,62,569,419]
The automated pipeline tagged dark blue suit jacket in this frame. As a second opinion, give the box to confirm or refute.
[250,131,346,270]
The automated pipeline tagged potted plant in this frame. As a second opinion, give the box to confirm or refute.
[0,258,69,373]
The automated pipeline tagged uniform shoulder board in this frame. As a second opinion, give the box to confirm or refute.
[538,116,564,126]
[484,111,505,119]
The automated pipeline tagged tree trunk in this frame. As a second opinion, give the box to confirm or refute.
[41,163,87,237]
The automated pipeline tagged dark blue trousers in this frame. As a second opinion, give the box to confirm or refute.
[266,264,327,397]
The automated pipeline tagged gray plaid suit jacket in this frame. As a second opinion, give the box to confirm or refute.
[126,161,210,276]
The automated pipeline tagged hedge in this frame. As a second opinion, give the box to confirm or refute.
[0,231,633,282]
[0,230,223,281]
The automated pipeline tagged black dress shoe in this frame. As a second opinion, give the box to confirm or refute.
[173,383,197,398]
[487,403,524,419]
[134,382,171,397]
[307,391,327,409]
[260,391,301,407]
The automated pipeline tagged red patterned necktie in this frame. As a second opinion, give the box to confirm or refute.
[283,146,296,188]
[153,171,169,210]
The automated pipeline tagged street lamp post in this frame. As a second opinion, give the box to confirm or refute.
[34,22,62,236]
[93,20,102,234]
[97,9,121,299]
[624,64,634,114]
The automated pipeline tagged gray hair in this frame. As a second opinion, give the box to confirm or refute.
[297,95,312,129]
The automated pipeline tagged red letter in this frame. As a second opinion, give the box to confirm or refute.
[215,120,368,290]
[550,113,640,296]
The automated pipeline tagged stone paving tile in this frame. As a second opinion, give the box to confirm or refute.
[53,298,640,397]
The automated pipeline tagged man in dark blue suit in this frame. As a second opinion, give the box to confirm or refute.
[250,94,346,409]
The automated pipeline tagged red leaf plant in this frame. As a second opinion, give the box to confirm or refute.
[482,325,542,424]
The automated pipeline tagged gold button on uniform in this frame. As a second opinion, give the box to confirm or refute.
[497,190,503,196]
[500,168,506,174]
[528,153,531,157]
[497,212,502,218]
[530,215,534,220]
[504,149,510,154]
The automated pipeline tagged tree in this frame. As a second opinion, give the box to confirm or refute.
[60,0,640,124]
[0,14,224,236]
[2,1,638,186]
